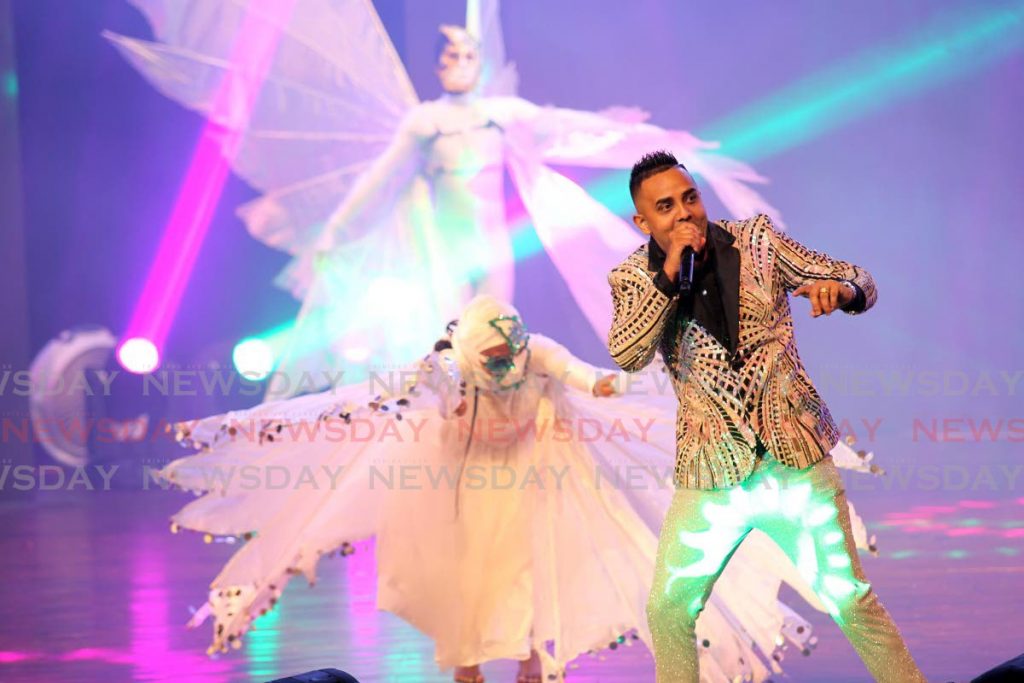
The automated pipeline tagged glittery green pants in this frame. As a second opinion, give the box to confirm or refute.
[647,456,925,682]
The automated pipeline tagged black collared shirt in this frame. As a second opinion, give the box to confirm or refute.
[649,233,733,353]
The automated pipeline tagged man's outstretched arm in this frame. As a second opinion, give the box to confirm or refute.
[762,214,877,316]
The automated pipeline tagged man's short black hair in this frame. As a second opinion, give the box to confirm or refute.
[629,150,687,202]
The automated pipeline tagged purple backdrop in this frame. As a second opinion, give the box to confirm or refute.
[4,1,1023,680]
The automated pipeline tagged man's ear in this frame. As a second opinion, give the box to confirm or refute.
[633,213,650,235]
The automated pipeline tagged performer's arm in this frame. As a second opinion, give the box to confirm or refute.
[314,111,426,253]
[530,335,620,396]
[517,104,783,224]
[513,103,707,169]
[606,265,678,372]
[430,347,471,418]
[761,214,877,316]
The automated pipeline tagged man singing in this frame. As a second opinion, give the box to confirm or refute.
[607,151,924,682]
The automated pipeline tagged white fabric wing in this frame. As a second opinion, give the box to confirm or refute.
[105,0,418,252]
[531,105,786,225]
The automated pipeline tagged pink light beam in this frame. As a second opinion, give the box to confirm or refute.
[121,1,297,362]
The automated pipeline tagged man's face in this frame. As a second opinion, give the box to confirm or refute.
[632,166,709,252]
[436,33,481,94]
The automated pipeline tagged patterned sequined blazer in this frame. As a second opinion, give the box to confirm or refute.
[607,214,876,489]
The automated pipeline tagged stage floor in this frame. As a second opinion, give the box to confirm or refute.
[1,487,1020,682]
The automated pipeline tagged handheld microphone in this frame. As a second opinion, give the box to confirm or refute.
[678,247,695,295]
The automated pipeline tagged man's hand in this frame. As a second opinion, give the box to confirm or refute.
[793,280,853,317]
[662,222,706,281]
[593,374,618,398]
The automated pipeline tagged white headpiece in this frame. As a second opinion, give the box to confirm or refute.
[450,295,530,391]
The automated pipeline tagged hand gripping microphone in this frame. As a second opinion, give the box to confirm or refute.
[678,247,695,295]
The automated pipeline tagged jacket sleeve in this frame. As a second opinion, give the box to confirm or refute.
[606,263,679,371]
[762,214,877,314]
